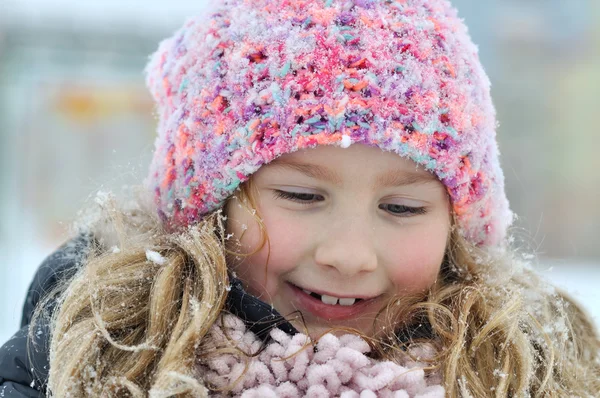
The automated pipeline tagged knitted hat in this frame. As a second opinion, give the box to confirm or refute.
[145,0,512,247]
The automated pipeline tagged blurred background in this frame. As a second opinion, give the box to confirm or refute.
[0,0,598,343]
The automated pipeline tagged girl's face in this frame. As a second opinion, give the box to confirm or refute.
[225,144,451,338]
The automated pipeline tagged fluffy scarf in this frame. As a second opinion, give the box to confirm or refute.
[195,314,445,397]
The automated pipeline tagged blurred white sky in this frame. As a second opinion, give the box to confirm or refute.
[1,0,212,31]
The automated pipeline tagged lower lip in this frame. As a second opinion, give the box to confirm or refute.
[287,283,380,322]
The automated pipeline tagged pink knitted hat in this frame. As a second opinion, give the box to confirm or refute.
[145,0,513,247]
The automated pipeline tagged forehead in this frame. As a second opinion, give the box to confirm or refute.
[269,144,436,176]
[262,144,440,189]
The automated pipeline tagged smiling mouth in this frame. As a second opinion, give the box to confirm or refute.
[287,283,381,321]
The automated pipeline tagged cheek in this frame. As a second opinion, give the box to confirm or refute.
[386,224,448,294]
[228,205,311,296]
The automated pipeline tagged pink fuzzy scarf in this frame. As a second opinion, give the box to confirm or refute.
[196,314,445,397]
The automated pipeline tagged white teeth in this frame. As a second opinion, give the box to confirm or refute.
[300,287,358,306]
[321,294,339,305]
[338,298,356,306]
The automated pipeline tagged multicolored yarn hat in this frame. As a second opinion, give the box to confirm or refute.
[145,0,513,247]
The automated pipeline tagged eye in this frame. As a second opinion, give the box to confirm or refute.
[273,190,427,215]
[378,203,427,217]
[273,190,324,204]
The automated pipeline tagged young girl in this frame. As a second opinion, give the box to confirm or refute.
[1,0,599,396]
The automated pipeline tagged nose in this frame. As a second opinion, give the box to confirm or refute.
[313,216,378,277]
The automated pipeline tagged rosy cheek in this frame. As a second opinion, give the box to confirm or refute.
[390,256,440,293]
[237,212,305,296]
[387,233,446,293]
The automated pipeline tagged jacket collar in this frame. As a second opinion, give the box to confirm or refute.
[225,276,298,340]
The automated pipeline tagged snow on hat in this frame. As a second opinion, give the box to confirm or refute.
[145,0,513,247]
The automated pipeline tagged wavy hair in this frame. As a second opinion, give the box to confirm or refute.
[32,178,600,397]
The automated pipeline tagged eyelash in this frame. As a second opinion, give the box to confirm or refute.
[272,190,427,216]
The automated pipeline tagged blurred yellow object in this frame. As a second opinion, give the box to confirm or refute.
[55,86,153,124]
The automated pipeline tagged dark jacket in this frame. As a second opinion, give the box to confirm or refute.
[0,234,93,397]
[0,235,295,397]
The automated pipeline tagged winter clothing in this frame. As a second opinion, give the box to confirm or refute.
[0,326,48,398]
[145,0,512,247]
[197,314,444,397]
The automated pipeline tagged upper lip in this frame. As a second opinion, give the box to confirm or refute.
[290,282,381,300]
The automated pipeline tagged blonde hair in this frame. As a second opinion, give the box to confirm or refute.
[33,179,600,397]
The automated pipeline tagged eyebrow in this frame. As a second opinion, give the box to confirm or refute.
[269,160,438,189]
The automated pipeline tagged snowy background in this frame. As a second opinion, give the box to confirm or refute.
[1,0,599,344]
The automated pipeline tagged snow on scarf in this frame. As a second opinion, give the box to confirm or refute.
[196,314,445,397]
